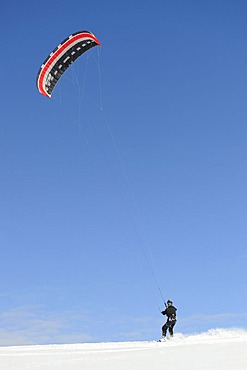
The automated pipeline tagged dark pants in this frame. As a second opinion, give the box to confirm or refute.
[162,319,176,337]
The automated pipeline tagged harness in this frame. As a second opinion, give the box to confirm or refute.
[167,313,176,326]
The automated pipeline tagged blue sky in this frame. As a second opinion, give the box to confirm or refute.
[1,0,247,345]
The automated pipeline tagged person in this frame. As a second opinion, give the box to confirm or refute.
[161,300,177,340]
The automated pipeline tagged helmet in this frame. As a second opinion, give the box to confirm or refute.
[167,300,173,306]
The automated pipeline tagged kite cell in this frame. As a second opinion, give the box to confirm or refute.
[36,30,101,98]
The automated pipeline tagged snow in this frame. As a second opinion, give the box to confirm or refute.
[0,329,247,370]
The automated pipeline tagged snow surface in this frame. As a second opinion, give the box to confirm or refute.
[0,329,247,370]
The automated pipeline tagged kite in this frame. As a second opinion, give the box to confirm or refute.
[36,30,101,98]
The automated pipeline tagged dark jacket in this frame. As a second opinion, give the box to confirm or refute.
[161,305,177,320]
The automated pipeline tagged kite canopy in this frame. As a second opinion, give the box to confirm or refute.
[36,30,101,98]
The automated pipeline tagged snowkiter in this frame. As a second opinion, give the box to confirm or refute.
[161,300,177,339]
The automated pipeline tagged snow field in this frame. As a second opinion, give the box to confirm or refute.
[0,329,247,370]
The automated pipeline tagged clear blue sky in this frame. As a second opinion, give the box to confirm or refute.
[1,0,247,345]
